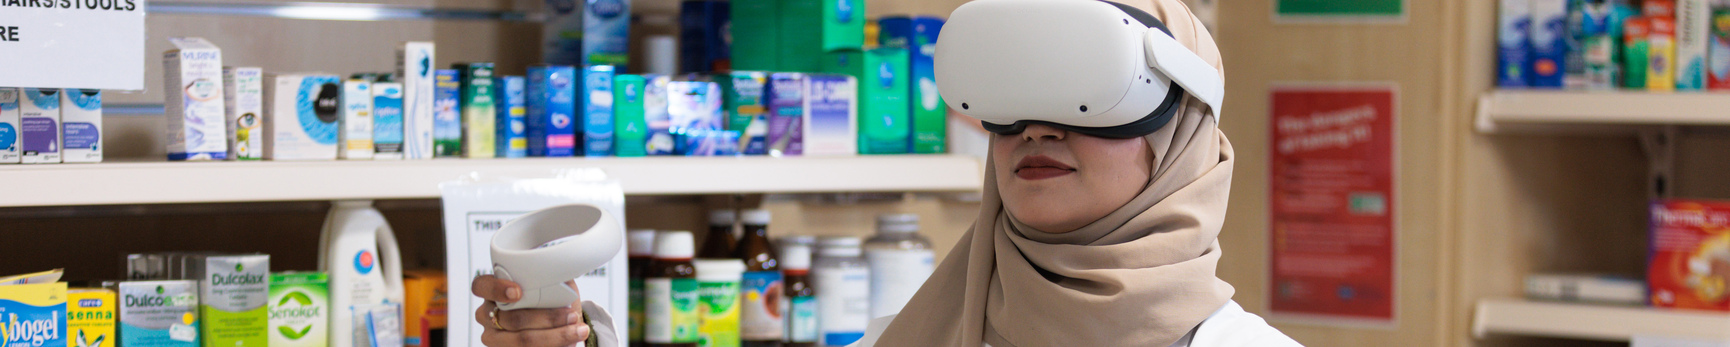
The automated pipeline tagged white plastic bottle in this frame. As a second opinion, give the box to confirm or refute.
[813,236,870,347]
[318,200,405,347]
[864,213,935,318]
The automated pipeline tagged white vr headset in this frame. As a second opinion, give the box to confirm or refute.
[936,0,1224,138]
[490,203,623,310]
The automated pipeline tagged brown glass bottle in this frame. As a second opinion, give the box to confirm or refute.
[736,210,783,347]
[628,229,658,346]
[647,231,698,347]
[779,242,817,347]
[699,209,737,258]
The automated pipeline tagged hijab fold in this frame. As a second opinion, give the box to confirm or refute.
[874,1,1235,345]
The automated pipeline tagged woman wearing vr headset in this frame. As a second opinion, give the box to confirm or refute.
[471,0,1300,346]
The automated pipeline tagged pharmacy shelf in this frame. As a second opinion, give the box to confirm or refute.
[1472,298,1730,342]
[0,155,982,207]
[1475,90,1730,133]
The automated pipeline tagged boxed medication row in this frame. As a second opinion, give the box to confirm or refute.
[0,87,103,165]
[1498,0,1730,91]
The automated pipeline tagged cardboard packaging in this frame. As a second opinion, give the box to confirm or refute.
[731,0,780,70]
[191,255,269,347]
[372,82,406,160]
[0,88,18,164]
[527,65,577,157]
[765,73,806,156]
[613,74,649,157]
[433,70,463,157]
[719,71,771,155]
[114,280,200,347]
[878,17,947,154]
[224,67,265,160]
[401,270,447,347]
[456,63,497,158]
[263,74,342,161]
[1529,0,1569,88]
[164,37,230,161]
[1651,199,1730,312]
[398,42,437,159]
[20,88,61,164]
[0,282,68,347]
[268,272,329,347]
[802,74,858,156]
[494,76,528,158]
[60,89,102,163]
[339,80,376,160]
[68,288,117,347]
[583,65,617,156]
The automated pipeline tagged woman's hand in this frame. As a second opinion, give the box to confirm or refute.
[472,275,591,346]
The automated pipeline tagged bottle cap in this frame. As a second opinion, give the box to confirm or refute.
[877,213,919,225]
[653,230,695,259]
[628,229,657,256]
[778,235,818,248]
[818,236,862,248]
[694,259,746,281]
[879,222,919,234]
[742,209,772,225]
[781,244,813,270]
[818,244,862,257]
[709,209,736,226]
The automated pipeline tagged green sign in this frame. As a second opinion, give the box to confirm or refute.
[1277,0,1404,19]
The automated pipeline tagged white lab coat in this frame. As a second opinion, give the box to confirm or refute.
[579,300,1301,347]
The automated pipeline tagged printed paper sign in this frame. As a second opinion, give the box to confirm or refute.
[1268,84,1397,324]
[0,0,147,90]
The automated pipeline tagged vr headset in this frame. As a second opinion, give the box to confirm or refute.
[935,0,1224,139]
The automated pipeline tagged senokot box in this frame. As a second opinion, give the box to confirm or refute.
[401,270,447,347]
[494,76,528,158]
[879,16,947,154]
[527,65,577,157]
[1679,0,1711,89]
[338,80,375,160]
[372,82,406,160]
[190,255,268,347]
[0,88,18,164]
[802,74,857,156]
[718,71,770,155]
[644,75,676,155]
[164,37,229,161]
[765,73,805,156]
[21,88,61,164]
[612,74,648,157]
[397,42,436,159]
[1650,199,1730,312]
[264,74,342,161]
[456,63,497,158]
[268,272,328,347]
[433,69,463,157]
[223,67,265,160]
[582,65,616,156]
[0,282,67,347]
[114,280,200,347]
[67,288,117,347]
[60,89,102,163]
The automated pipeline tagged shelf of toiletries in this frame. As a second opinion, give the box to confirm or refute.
[1494,0,1728,92]
[0,155,983,208]
[1478,89,1730,128]
[1473,298,1730,342]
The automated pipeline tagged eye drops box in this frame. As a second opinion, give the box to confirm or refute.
[644,75,677,156]
[164,37,230,161]
[1529,0,1568,88]
[1499,0,1533,87]
[803,74,857,156]
[373,82,406,160]
[456,63,497,159]
[267,272,328,347]
[1678,0,1711,89]
[527,65,577,157]
[264,74,343,161]
[433,69,463,157]
[719,71,770,155]
[61,89,102,163]
[879,16,947,154]
[584,0,632,68]
[339,80,375,160]
[765,73,806,156]
[113,280,200,347]
[190,254,269,347]
[224,67,265,160]
[0,88,18,164]
[494,76,528,158]
[613,74,648,157]
[583,65,616,157]
[68,287,117,347]
[397,42,436,159]
[21,88,61,164]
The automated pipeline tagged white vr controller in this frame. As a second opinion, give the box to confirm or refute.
[489,203,623,310]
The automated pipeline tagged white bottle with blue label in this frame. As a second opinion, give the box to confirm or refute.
[318,200,405,347]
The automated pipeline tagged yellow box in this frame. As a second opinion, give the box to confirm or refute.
[67,288,116,347]
[1,282,69,347]
[402,270,447,347]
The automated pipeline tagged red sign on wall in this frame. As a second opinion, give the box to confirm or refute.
[1267,85,1397,323]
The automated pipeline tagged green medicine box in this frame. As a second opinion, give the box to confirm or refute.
[731,0,780,71]
[823,48,910,154]
[613,74,648,157]
[779,0,864,72]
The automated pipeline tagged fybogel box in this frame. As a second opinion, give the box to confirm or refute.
[20,88,61,164]
[164,37,229,161]
[61,89,102,163]
[224,67,265,160]
[264,74,342,161]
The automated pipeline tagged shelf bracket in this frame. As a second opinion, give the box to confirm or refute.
[1639,126,1678,200]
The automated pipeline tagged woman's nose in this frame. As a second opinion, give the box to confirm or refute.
[1021,123,1068,142]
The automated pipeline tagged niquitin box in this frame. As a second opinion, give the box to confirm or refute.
[397,42,437,159]
[1649,199,1730,312]
[456,63,497,159]
[803,74,857,156]
[164,37,229,161]
[20,88,61,164]
[268,272,328,347]
[765,73,805,156]
[879,17,946,154]
[339,80,375,160]
[372,82,406,160]
[0,282,67,347]
[527,65,577,157]
[433,69,463,157]
[718,71,770,155]
[264,74,342,161]
[191,255,269,347]
[644,75,676,155]
[115,280,200,347]
[224,67,265,160]
[494,76,528,158]
[61,89,103,163]
[0,88,18,164]
[68,288,117,347]
[613,74,648,157]
[582,65,616,156]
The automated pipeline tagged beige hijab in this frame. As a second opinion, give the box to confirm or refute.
[874,1,1234,346]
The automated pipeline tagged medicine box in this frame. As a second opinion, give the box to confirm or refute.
[0,282,68,347]
[433,69,463,157]
[494,76,528,158]
[803,74,857,156]
[1650,199,1730,312]
[373,82,406,160]
[60,89,102,163]
[0,88,17,164]
[583,65,616,156]
[527,65,577,157]
[20,88,61,164]
[264,74,342,161]
[456,63,497,158]
[164,37,229,161]
[224,67,265,160]
[398,42,436,159]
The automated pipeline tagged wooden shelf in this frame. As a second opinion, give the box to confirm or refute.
[0,155,983,207]
[1473,298,1730,342]
[1476,90,1730,133]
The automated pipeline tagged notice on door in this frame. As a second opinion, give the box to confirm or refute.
[1268,84,1397,325]
[0,0,146,90]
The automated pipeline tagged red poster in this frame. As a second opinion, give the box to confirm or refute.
[1267,85,1397,323]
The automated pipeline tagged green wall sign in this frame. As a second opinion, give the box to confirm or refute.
[1277,0,1405,20]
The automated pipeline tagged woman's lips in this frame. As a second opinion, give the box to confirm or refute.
[1014,155,1075,180]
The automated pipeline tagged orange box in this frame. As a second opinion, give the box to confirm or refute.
[1650,199,1730,311]
[402,269,448,347]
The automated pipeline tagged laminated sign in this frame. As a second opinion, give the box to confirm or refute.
[0,0,147,90]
